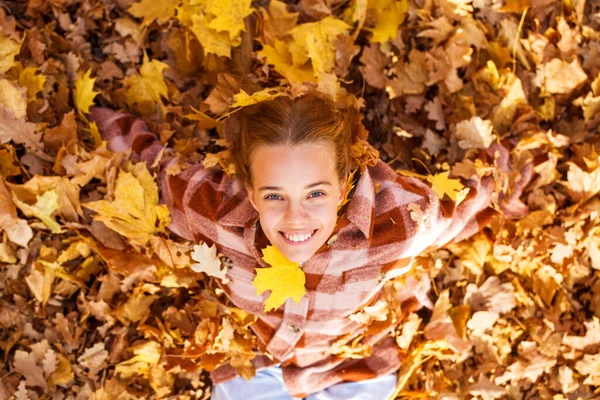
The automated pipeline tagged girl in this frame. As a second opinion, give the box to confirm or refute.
[90,93,500,399]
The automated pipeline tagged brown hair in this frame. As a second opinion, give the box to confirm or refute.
[228,94,354,188]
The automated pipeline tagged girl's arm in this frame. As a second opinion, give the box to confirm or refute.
[88,108,226,244]
[382,144,525,257]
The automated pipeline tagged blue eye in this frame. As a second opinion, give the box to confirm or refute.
[264,191,325,201]
[309,191,325,198]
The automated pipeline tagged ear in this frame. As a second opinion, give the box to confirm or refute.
[245,182,258,211]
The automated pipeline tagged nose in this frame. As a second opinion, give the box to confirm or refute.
[284,201,309,225]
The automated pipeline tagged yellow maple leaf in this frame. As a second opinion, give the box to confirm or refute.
[83,164,171,246]
[190,13,233,58]
[365,0,408,44]
[0,31,21,74]
[205,0,254,41]
[73,69,99,115]
[288,16,351,75]
[230,88,287,108]
[128,0,179,26]
[252,245,306,312]
[175,0,202,27]
[427,171,469,202]
[260,39,316,84]
[123,53,169,115]
[11,189,63,234]
[397,169,470,203]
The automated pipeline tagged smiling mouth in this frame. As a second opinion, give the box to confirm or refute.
[279,229,318,245]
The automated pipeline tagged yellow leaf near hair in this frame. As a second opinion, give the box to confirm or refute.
[73,69,99,115]
[252,245,306,312]
[230,88,287,108]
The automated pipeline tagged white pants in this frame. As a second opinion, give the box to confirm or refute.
[211,364,397,400]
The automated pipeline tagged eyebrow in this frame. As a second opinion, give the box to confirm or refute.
[258,181,332,192]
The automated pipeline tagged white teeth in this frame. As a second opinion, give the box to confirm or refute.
[283,230,314,242]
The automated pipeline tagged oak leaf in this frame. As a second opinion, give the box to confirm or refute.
[190,241,230,283]
[252,245,306,312]
[455,116,496,150]
[534,58,587,95]
[13,350,47,390]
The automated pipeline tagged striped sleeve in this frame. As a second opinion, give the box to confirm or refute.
[424,174,498,250]
[375,157,499,259]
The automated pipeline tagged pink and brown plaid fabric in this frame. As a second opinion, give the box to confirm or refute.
[90,108,498,398]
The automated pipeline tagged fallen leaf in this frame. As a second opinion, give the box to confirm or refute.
[73,69,99,115]
[123,53,170,115]
[455,116,496,150]
[189,241,230,283]
[11,189,62,233]
[252,245,306,312]
[83,165,171,246]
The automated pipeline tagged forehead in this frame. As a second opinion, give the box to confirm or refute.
[250,143,337,187]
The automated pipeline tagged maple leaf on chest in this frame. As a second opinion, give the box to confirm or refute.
[252,245,306,312]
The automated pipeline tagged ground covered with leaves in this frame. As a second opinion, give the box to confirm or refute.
[1,0,600,398]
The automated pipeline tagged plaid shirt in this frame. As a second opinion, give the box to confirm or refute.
[90,108,498,398]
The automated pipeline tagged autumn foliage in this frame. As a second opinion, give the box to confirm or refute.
[1,0,600,399]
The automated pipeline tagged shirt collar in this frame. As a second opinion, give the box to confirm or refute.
[219,168,375,239]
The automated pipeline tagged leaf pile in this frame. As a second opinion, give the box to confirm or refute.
[1,0,600,399]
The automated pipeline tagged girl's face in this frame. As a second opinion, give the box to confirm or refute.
[245,142,347,264]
